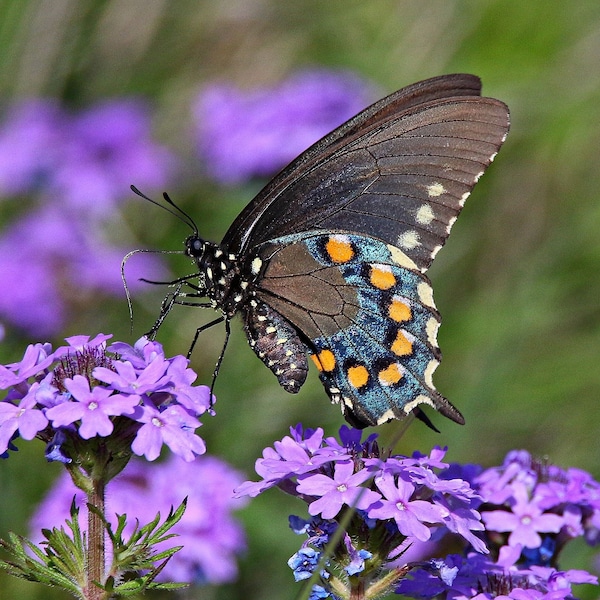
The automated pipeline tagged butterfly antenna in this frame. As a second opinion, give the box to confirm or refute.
[130,185,198,234]
[162,191,199,235]
[121,248,152,333]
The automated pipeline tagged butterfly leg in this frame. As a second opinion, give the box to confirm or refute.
[187,315,226,358]
[146,282,184,340]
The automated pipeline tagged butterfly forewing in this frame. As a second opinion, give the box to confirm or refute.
[222,75,509,275]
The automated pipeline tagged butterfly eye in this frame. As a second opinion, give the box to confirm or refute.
[186,236,205,258]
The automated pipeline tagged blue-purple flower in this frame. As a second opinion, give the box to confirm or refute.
[237,426,488,598]
[238,428,600,599]
[0,334,212,463]
[194,69,376,184]
[30,455,247,585]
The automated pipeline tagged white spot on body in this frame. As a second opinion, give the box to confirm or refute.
[251,257,262,275]
[459,192,470,207]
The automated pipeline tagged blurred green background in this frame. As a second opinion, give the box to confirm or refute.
[1,1,600,598]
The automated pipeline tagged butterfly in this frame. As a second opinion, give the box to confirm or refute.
[150,73,510,428]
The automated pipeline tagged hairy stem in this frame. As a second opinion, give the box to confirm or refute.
[86,478,105,600]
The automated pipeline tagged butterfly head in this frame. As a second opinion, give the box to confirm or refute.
[185,234,208,260]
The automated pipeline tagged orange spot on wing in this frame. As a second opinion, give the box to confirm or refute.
[370,265,396,290]
[378,363,403,386]
[326,236,354,263]
[311,349,336,372]
[389,297,411,323]
[348,364,369,389]
[391,330,413,357]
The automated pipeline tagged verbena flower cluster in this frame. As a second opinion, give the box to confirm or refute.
[194,69,376,184]
[31,455,247,585]
[236,426,599,599]
[0,99,172,335]
[0,334,211,464]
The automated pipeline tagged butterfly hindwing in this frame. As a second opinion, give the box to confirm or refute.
[248,231,462,426]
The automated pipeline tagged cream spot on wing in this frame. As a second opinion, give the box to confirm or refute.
[403,395,435,415]
[417,282,436,309]
[376,409,396,425]
[387,245,419,271]
[397,230,420,250]
[424,359,439,388]
[430,244,443,261]
[446,216,457,234]
[416,203,435,225]
[426,182,446,197]
[426,317,440,347]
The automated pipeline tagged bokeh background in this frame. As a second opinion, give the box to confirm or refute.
[1,1,600,598]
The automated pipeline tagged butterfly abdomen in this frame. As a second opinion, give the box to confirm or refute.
[242,299,308,393]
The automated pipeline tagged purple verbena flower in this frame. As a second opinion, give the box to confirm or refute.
[288,547,322,582]
[296,460,381,520]
[368,472,445,542]
[0,335,211,463]
[46,375,139,439]
[194,69,376,184]
[130,401,206,462]
[481,482,564,549]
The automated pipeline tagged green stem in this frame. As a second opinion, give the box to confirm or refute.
[349,579,365,600]
[86,478,106,600]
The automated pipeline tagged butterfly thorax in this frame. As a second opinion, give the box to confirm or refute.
[185,234,252,318]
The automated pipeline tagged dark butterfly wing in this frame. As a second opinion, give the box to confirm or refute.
[249,231,462,427]
[222,73,510,273]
